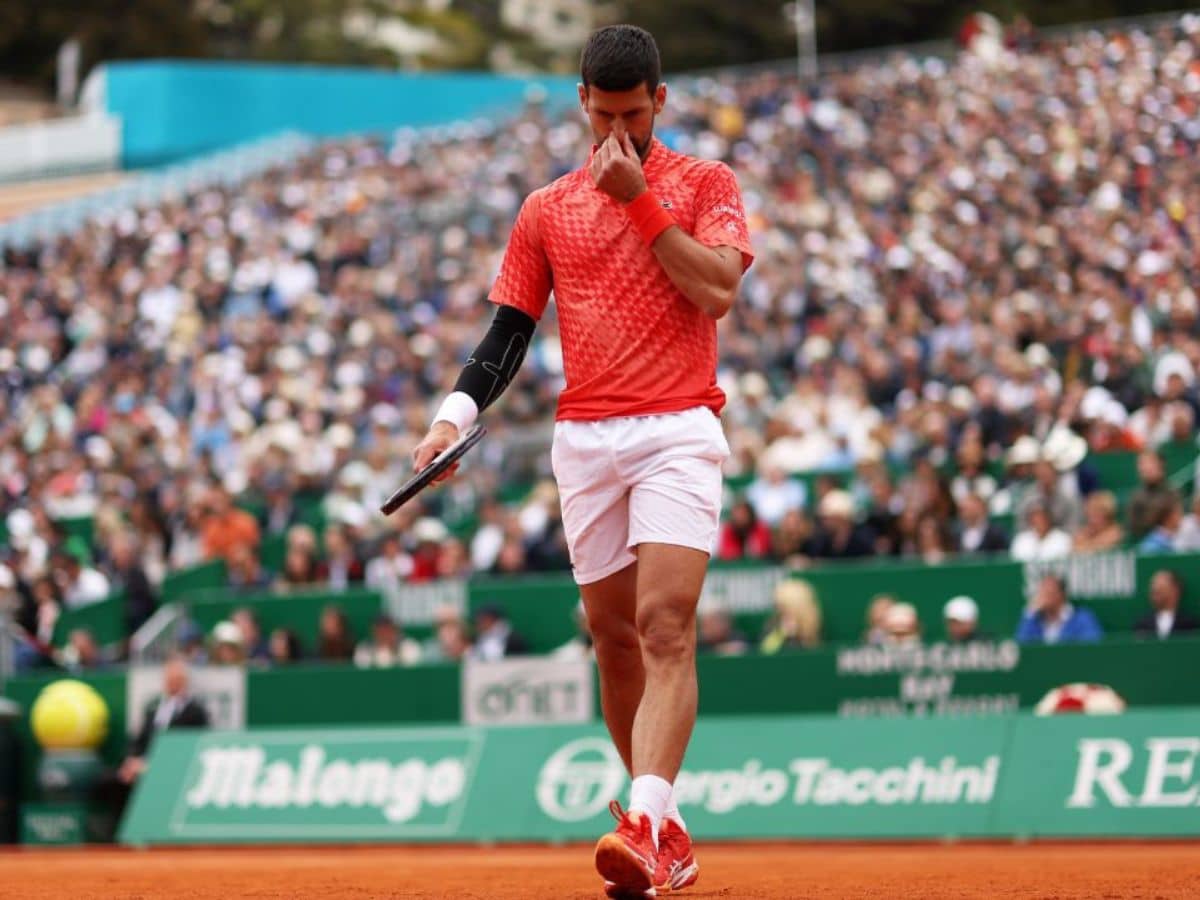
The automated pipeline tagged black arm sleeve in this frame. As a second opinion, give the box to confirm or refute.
[453,303,537,412]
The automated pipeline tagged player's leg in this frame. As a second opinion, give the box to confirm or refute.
[596,408,725,896]
[580,561,643,773]
[629,542,706,782]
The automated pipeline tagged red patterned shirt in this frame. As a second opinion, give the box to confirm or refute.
[490,137,753,422]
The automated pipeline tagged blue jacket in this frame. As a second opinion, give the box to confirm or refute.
[1016,606,1104,644]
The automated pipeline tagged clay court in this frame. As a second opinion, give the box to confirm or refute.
[1,842,1197,899]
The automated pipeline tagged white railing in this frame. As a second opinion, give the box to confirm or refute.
[130,602,187,664]
[0,113,120,182]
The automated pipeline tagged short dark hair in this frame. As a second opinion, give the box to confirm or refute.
[580,25,661,94]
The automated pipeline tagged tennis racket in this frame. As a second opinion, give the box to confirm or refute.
[379,424,487,516]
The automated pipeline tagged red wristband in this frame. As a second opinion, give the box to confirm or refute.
[624,191,675,246]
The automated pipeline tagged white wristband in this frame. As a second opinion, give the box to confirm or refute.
[432,391,479,433]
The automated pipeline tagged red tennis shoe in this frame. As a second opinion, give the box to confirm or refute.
[653,818,699,892]
[596,801,657,899]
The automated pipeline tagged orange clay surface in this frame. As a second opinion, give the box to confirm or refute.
[1,842,1198,899]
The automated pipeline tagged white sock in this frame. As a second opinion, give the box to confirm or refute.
[664,795,687,832]
[628,774,673,849]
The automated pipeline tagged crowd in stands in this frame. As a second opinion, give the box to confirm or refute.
[2,15,1200,670]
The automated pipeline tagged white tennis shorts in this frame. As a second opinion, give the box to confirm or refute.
[550,406,730,585]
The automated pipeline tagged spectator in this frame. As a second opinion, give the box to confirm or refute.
[716,499,773,561]
[863,594,896,646]
[102,655,208,821]
[61,627,107,672]
[257,471,299,536]
[319,524,365,590]
[1016,575,1103,645]
[230,607,270,663]
[990,437,1040,516]
[200,486,261,564]
[175,620,208,665]
[437,537,475,579]
[1135,571,1199,640]
[804,490,873,559]
[1139,495,1185,554]
[1017,459,1081,533]
[210,620,247,665]
[1176,495,1200,552]
[434,616,473,662]
[1072,491,1125,554]
[275,543,322,591]
[410,518,450,581]
[226,543,271,593]
[955,493,1009,555]
[15,574,61,669]
[470,501,507,573]
[552,601,594,661]
[770,508,812,563]
[126,497,170,588]
[354,614,422,667]
[471,604,529,661]
[1127,451,1180,541]
[943,596,988,643]
[316,604,355,662]
[881,602,921,647]
[56,540,110,608]
[746,466,807,527]
[107,530,158,639]
[267,627,305,665]
[759,579,821,653]
[916,514,952,565]
[365,534,415,592]
[949,439,998,507]
[1011,502,1072,562]
[696,607,749,656]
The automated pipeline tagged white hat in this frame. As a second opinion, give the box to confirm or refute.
[1102,400,1129,428]
[1042,426,1088,472]
[212,621,243,646]
[944,595,979,623]
[1007,435,1041,467]
[740,372,769,399]
[1154,352,1195,397]
[1080,386,1112,420]
[948,386,975,411]
[1024,343,1052,369]
[413,517,450,544]
[819,490,855,519]
[326,423,356,450]
[884,602,919,632]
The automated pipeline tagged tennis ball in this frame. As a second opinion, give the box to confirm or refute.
[30,679,109,751]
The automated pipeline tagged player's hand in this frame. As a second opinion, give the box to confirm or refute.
[590,120,647,203]
[412,421,461,483]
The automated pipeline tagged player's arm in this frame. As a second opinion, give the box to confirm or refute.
[594,124,751,320]
[412,191,550,478]
[412,304,537,472]
[645,231,743,320]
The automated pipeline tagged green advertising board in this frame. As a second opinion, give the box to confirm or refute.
[119,709,1200,844]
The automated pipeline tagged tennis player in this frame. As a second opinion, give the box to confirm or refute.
[413,24,753,898]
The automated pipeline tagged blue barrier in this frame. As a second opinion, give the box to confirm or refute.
[99,61,577,167]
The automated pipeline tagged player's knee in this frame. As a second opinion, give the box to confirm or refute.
[590,614,640,657]
[636,598,695,663]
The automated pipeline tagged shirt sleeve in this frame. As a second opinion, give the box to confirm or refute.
[490,190,552,321]
[692,163,754,272]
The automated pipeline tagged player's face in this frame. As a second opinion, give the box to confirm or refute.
[578,82,666,160]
